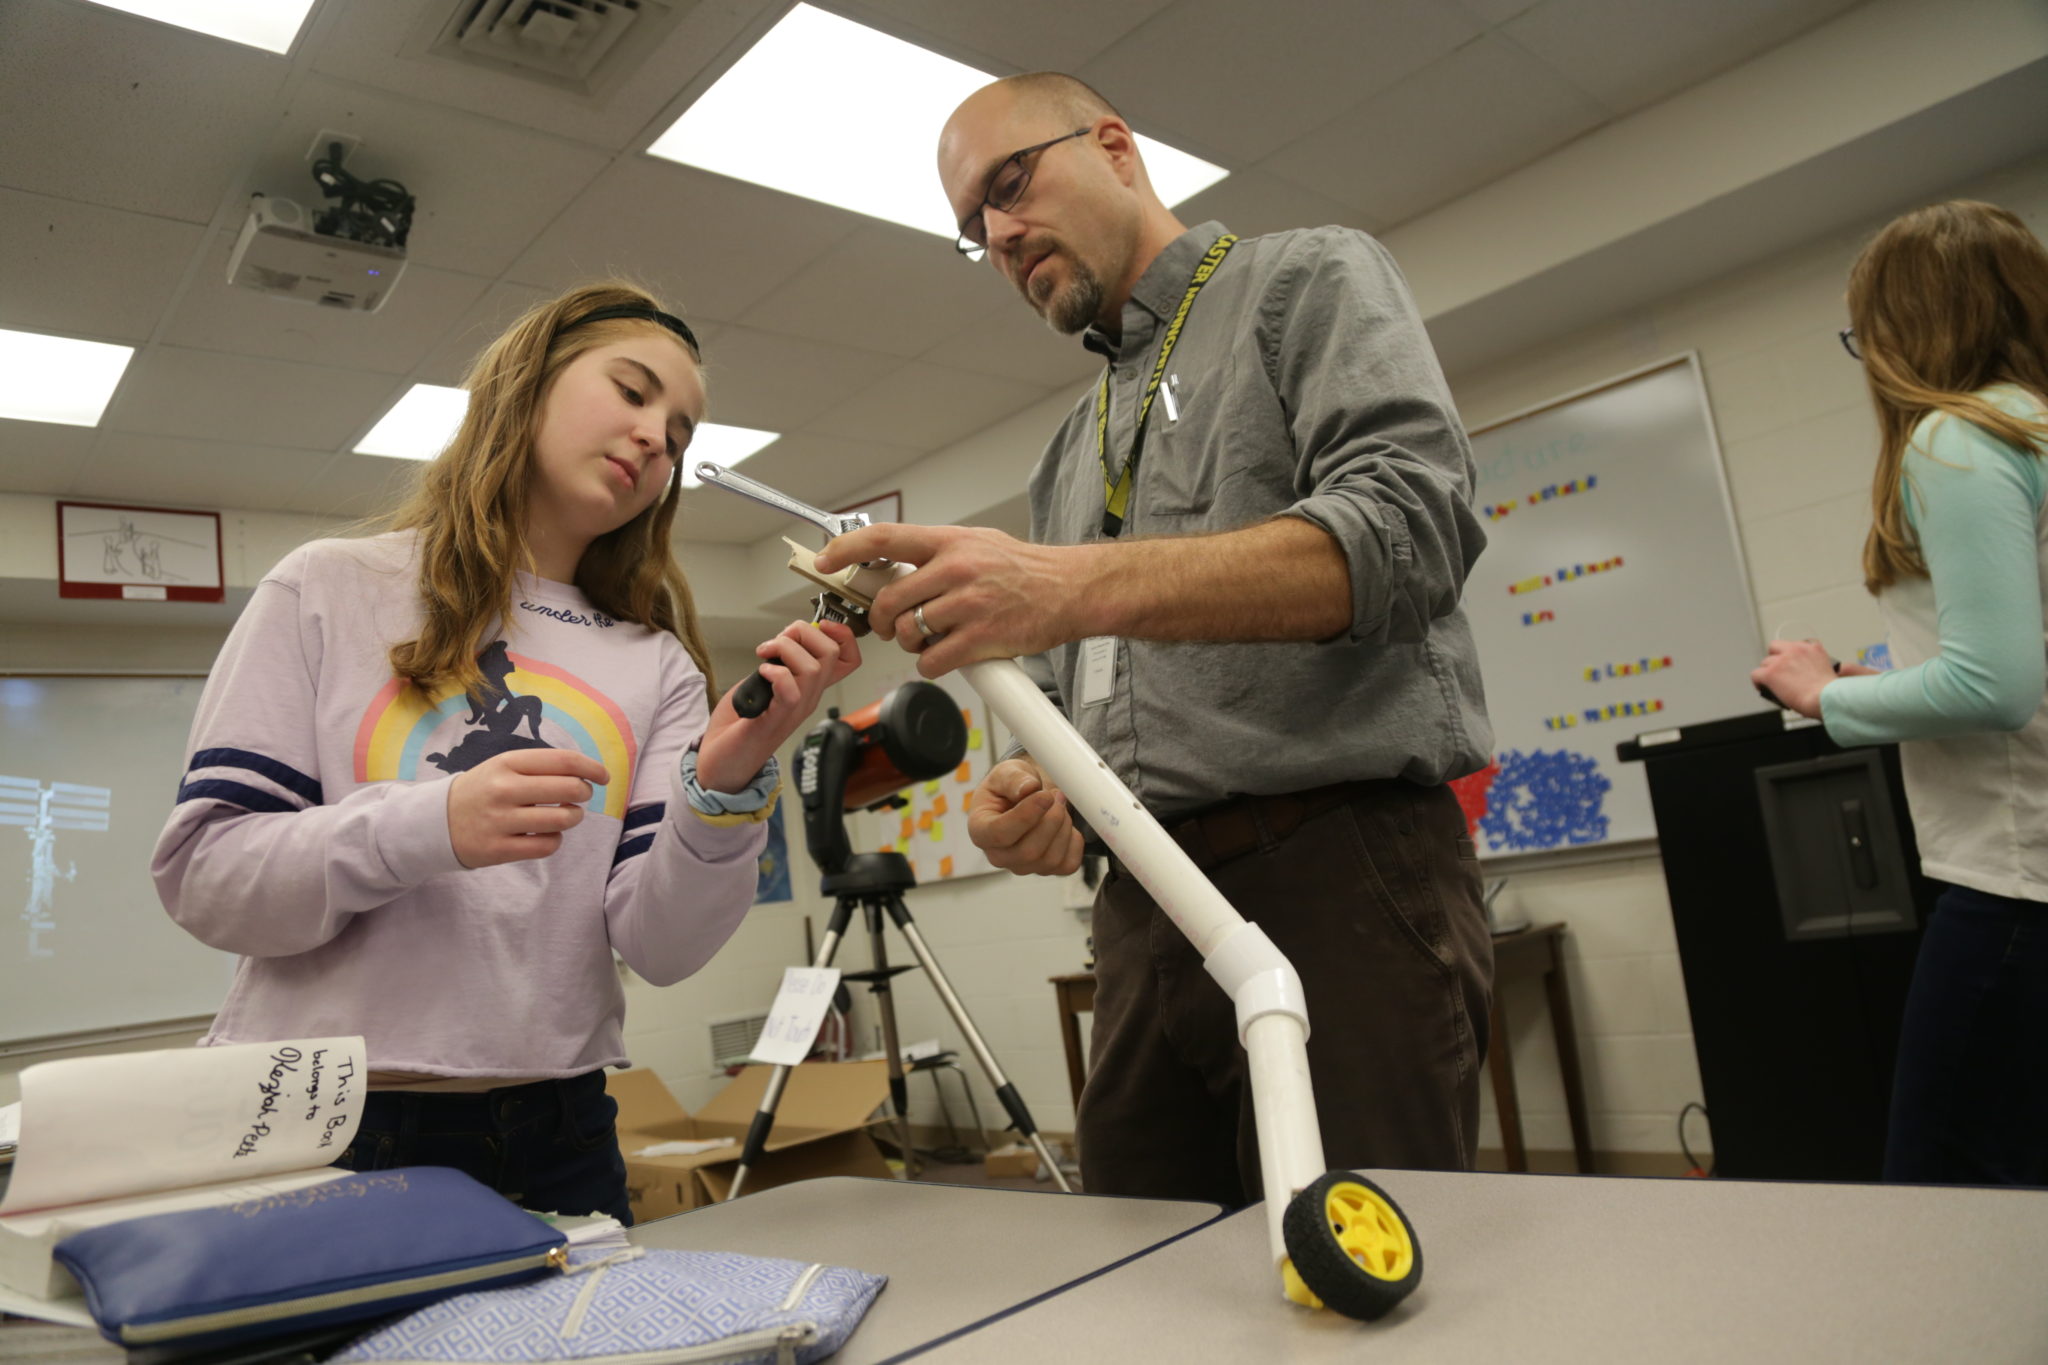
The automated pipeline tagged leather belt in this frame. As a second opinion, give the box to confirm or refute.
[1149,778,1404,874]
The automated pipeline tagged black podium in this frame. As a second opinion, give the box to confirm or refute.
[1618,711,1935,1180]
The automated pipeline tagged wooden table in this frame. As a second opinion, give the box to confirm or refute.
[1048,972,1096,1108]
[1487,922,1594,1173]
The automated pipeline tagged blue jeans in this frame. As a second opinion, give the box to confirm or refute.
[336,1070,633,1224]
[1884,884,2048,1186]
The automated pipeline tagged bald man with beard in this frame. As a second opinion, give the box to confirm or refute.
[820,74,1496,1208]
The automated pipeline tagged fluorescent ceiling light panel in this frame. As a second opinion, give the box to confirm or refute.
[648,4,1228,238]
[683,426,779,488]
[356,384,469,461]
[0,329,134,428]
[81,0,317,54]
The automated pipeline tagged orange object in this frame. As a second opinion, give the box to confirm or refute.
[933,794,949,816]
[939,856,954,878]
[956,761,973,783]
[917,810,934,831]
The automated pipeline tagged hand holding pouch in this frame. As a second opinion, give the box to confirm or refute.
[53,1169,568,1350]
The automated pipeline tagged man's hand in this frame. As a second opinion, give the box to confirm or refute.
[968,758,1084,876]
[816,524,1099,678]
[447,748,612,868]
[699,620,863,792]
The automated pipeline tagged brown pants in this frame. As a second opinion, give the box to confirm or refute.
[1078,780,1494,1207]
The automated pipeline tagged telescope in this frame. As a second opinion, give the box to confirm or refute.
[793,682,965,876]
[727,680,1072,1199]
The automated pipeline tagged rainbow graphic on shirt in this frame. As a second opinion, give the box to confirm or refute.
[351,651,636,819]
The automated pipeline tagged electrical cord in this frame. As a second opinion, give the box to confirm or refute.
[1678,1101,1714,1176]
[310,141,414,249]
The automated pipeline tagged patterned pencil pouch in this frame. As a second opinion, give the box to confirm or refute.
[328,1248,887,1365]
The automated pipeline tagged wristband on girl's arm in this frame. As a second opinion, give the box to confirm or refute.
[680,744,781,825]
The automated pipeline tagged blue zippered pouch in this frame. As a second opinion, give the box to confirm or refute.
[53,1169,568,1350]
[329,1248,887,1365]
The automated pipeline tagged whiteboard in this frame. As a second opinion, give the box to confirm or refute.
[1455,356,1764,857]
[0,674,234,1045]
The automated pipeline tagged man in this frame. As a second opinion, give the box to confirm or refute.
[817,73,1494,1208]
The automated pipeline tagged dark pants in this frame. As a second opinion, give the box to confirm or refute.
[1884,883,2048,1186]
[337,1070,633,1224]
[1079,780,1494,1208]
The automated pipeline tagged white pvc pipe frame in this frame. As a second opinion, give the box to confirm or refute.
[799,551,1326,1275]
[959,658,1323,1273]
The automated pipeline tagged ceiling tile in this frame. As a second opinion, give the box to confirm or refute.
[276,452,423,519]
[738,223,1015,360]
[696,328,903,432]
[1174,166,1383,240]
[310,0,778,151]
[507,160,862,324]
[228,77,613,277]
[103,346,404,451]
[917,300,1101,391]
[1455,0,1545,23]
[1079,0,1481,163]
[672,493,800,546]
[0,421,97,498]
[0,190,206,343]
[415,282,558,386]
[0,0,288,223]
[64,432,333,512]
[723,431,928,512]
[161,230,492,375]
[807,361,1048,450]
[1503,0,1863,116]
[832,0,1181,73]
[1263,34,1609,226]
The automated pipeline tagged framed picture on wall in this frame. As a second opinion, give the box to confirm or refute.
[56,501,224,603]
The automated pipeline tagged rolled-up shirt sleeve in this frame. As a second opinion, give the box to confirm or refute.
[1259,231,1485,646]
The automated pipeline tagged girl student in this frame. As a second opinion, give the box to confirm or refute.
[1751,201,2048,1186]
[153,282,860,1221]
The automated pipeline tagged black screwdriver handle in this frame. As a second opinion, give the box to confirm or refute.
[733,670,774,718]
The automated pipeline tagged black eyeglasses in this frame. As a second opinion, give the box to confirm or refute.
[955,127,1091,261]
[1839,326,1861,361]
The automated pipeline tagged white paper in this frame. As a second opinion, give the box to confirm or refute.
[631,1138,735,1158]
[750,967,842,1066]
[0,1101,19,1150]
[1078,636,1117,707]
[0,1037,366,1215]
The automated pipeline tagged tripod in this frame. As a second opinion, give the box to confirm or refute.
[725,850,1071,1198]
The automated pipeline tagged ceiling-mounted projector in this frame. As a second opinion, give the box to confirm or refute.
[228,195,406,312]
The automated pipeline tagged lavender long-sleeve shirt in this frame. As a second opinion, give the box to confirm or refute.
[153,532,765,1077]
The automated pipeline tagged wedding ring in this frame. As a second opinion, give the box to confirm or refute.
[914,604,938,639]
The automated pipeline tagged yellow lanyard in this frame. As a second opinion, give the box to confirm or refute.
[1094,234,1237,537]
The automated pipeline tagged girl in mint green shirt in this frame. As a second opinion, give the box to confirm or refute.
[1752,200,2048,1187]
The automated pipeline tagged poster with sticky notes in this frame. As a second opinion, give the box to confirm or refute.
[849,666,1008,880]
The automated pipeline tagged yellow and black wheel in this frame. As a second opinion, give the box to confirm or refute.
[1280,1171,1421,1321]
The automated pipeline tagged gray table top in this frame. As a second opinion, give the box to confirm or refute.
[913,1169,2048,1363]
[629,1176,1221,1364]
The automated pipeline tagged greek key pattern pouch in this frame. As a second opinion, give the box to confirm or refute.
[329,1248,886,1365]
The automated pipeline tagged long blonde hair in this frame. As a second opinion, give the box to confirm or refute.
[1848,200,2048,591]
[384,282,717,697]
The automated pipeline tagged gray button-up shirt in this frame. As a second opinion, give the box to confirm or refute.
[1022,221,1492,818]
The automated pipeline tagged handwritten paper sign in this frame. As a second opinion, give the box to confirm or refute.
[749,968,842,1066]
[0,1036,367,1215]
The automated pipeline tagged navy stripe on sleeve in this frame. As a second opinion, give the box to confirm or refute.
[188,748,323,805]
[611,833,656,867]
[623,803,665,833]
[176,778,301,815]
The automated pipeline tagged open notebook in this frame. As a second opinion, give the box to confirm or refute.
[0,1037,366,1317]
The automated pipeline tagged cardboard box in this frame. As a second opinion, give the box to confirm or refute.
[612,1062,893,1221]
[983,1142,1043,1181]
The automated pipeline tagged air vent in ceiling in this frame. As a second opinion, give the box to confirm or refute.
[411,0,692,97]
